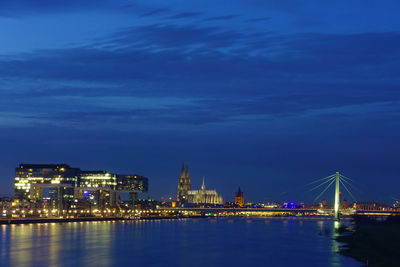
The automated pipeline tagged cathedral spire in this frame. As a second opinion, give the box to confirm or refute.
[180,162,185,178]
[201,176,205,190]
[185,163,190,178]
[177,162,191,202]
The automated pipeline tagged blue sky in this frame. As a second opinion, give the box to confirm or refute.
[0,1,399,204]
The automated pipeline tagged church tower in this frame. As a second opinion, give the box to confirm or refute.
[177,162,192,202]
[235,187,244,207]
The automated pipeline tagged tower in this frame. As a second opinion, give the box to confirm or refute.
[177,162,191,202]
[334,172,340,221]
[235,187,244,207]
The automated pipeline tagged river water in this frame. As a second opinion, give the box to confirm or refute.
[0,217,360,267]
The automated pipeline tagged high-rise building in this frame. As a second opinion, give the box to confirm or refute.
[234,187,244,207]
[177,162,191,202]
[14,163,149,210]
[14,164,79,201]
[117,174,149,203]
[77,170,118,208]
[116,174,148,193]
[79,170,117,189]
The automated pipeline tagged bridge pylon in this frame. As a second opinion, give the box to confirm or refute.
[310,172,355,221]
[334,172,340,221]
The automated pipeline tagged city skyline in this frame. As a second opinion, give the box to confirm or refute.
[2,161,396,206]
[1,1,400,204]
[1,2,399,267]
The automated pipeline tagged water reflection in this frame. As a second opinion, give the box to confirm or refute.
[329,220,347,267]
[1,222,114,267]
[0,218,360,267]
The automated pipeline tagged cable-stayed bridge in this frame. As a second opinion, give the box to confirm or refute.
[163,172,399,219]
[307,172,355,220]
[161,207,400,216]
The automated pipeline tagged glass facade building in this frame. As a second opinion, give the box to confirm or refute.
[14,164,79,201]
[14,164,149,207]
[116,174,148,192]
[79,171,117,189]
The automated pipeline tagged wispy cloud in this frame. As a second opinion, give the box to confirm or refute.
[203,14,240,21]
[1,15,400,131]
[139,8,170,18]
[245,17,271,23]
[0,0,115,17]
[166,12,201,20]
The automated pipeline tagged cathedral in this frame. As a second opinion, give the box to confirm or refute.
[177,163,191,202]
[187,177,223,205]
[177,163,223,205]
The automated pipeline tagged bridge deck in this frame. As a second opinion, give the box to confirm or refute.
[161,207,400,214]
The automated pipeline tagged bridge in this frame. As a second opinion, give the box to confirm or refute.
[169,172,399,219]
[160,207,400,216]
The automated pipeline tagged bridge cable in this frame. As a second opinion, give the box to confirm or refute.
[338,177,352,186]
[278,174,334,200]
[339,179,357,202]
[338,175,364,197]
[304,174,335,187]
[340,175,353,182]
[307,176,336,192]
[314,178,336,202]
[339,177,364,195]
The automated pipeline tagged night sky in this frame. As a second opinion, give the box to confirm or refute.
[1,1,399,205]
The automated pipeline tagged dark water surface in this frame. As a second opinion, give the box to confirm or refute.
[1,217,360,267]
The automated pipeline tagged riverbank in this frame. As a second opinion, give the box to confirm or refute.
[0,215,204,225]
[0,214,356,225]
[337,216,400,266]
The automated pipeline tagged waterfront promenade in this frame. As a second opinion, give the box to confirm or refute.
[2,206,399,225]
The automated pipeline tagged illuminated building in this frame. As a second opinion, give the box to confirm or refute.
[79,171,117,189]
[76,171,149,208]
[0,197,12,216]
[14,163,149,211]
[342,199,349,209]
[117,174,148,192]
[187,177,223,205]
[14,164,79,201]
[75,171,118,208]
[14,164,80,213]
[177,163,191,202]
[282,202,303,209]
[234,187,244,207]
[355,202,392,211]
[117,174,149,203]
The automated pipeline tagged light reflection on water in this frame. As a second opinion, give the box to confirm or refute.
[0,218,361,267]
